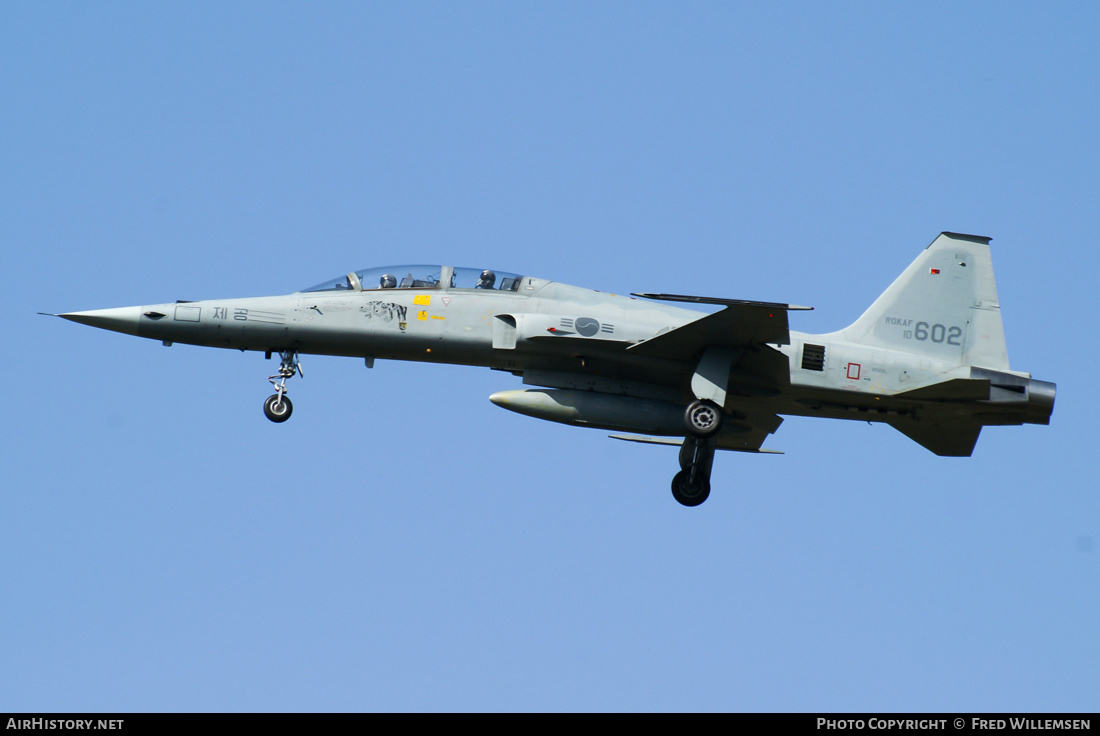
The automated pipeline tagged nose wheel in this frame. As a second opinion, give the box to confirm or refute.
[263,393,293,422]
[264,349,302,423]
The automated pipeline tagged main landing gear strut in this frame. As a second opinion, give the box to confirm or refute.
[672,399,723,507]
[263,349,302,423]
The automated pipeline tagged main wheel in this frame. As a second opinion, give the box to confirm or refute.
[684,399,723,437]
[264,394,293,423]
[671,470,711,507]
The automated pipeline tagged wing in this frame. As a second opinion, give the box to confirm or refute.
[627,295,811,360]
[625,296,810,390]
[611,412,785,453]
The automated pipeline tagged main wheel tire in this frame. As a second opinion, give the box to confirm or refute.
[671,470,711,507]
[264,394,293,423]
[684,399,723,437]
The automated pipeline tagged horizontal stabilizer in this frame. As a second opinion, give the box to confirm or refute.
[609,433,784,454]
[888,421,982,457]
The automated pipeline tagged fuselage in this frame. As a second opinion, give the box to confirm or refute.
[59,262,1053,435]
[53,233,1057,506]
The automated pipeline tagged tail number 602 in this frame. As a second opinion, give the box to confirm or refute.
[909,322,962,345]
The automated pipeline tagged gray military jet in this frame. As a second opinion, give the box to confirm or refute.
[49,232,1054,506]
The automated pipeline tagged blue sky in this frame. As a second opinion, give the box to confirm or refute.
[2,2,1096,712]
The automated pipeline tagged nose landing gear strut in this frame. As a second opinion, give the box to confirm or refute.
[264,350,302,423]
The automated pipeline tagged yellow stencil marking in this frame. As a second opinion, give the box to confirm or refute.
[417,310,427,321]
[413,295,431,306]
[431,315,445,320]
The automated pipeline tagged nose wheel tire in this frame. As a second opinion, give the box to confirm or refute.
[684,399,723,437]
[264,394,293,423]
[671,470,711,507]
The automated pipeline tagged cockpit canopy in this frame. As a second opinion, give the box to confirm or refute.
[301,265,524,293]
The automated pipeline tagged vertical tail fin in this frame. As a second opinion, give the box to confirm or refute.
[840,232,1010,370]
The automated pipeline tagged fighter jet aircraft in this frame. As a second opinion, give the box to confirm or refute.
[49,232,1054,506]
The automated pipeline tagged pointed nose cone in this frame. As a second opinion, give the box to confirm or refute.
[58,307,143,336]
